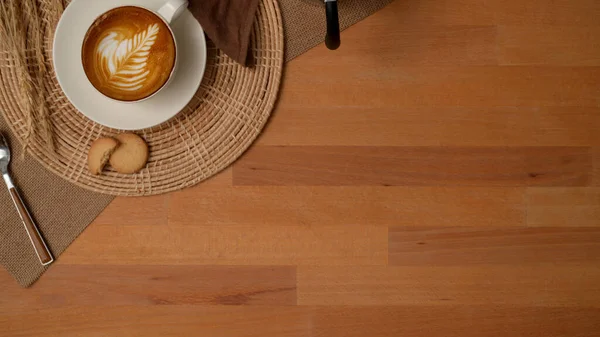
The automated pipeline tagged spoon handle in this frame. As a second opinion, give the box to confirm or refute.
[3,174,53,265]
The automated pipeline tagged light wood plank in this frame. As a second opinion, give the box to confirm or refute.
[0,306,313,337]
[499,26,600,66]
[257,106,600,147]
[93,195,168,226]
[389,227,600,265]
[297,265,600,306]
[169,186,524,227]
[2,305,599,337]
[594,148,600,186]
[374,0,495,26]
[307,25,497,66]
[0,265,295,309]
[490,0,600,25]
[527,188,600,226]
[313,306,600,337]
[58,225,387,266]
[280,65,600,108]
[234,146,592,186]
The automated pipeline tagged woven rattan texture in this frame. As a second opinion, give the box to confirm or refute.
[0,0,283,196]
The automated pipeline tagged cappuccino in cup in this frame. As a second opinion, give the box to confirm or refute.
[81,6,177,102]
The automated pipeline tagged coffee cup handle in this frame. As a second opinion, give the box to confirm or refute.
[158,0,188,24]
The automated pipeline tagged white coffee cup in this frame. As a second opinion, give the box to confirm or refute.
[82,0,189,103]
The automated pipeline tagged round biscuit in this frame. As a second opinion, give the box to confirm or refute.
[109,133,149,174]
[88,137,119,175]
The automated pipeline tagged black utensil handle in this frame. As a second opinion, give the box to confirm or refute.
[325,0,340,50]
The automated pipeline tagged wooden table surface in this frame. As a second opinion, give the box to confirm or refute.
[2,0,600,335]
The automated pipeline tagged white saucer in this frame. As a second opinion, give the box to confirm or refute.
[53,0,207,130]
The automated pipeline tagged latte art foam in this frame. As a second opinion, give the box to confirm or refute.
[97,24,159,92]
[82,6,176,101]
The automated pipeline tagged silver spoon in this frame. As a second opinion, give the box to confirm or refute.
[0,133,53,265]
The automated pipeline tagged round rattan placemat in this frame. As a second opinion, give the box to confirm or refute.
[0,0,283,196]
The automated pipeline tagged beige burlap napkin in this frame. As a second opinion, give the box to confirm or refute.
[0,123,113,287]
[0,0,394,287]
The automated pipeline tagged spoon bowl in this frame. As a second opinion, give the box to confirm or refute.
[0,133,10,173]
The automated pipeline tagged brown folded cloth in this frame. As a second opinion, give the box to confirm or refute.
[189,0,261,65]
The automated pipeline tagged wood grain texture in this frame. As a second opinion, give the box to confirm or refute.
[382,0,495,26]
[297,265,600,306]
[527,188,600,226]
[593,148,600,186]
[234,146,592,186]
[0,265,295,309]
[0,306,314,337]
[58,225,387,265]
[313,306,600,337]
[490,0,600,25]
[389,227,600,265]
[2,0,600,335]
[257,106,600,146]
[311,25,498,66]
[169,186,525,227]
[499,26,600,66]
[2,306,599,337]
[280,65,600,108]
